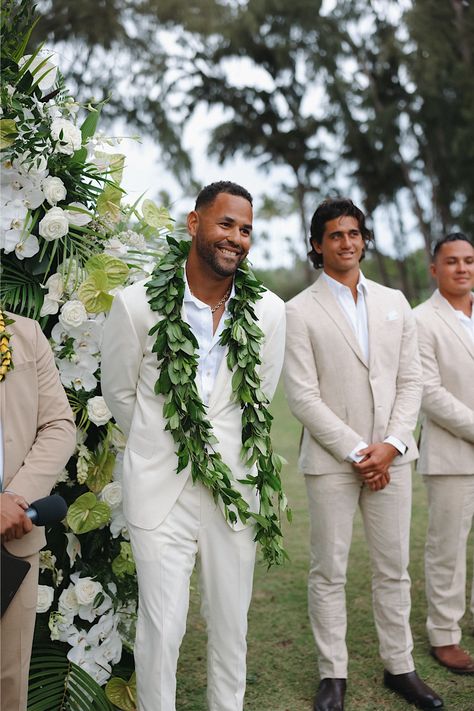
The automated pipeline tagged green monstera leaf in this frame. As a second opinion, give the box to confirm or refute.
[67,492,110,534]
[78,271,114,313]
[112,542,136,578]
[105,672,137,711]
[86,253,129,287]
[142,200,174,231]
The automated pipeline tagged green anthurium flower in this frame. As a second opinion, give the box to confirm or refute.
[66,492,110,534]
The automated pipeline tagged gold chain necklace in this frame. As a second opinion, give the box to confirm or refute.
[189,286,231,313]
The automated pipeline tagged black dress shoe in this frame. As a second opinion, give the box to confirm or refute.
[313,678,346,711]
[383,670,443,709]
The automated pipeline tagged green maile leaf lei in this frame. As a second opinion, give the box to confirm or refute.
[145,235,290,567]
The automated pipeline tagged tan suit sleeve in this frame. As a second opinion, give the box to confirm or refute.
[384,296,423,445]
[415,313,474,443]
[8,322,76,503]
[101,289,143,436]
[284,301,363,462]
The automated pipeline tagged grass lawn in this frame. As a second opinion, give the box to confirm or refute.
[176,383,474,711]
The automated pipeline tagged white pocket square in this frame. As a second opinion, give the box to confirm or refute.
[385,310,399,321]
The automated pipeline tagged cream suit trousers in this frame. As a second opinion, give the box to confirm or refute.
[424,475,474,646]
[128,477,257,711]
[305,466,414,678]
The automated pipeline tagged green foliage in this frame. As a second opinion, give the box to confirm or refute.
[66,492,111,534]
[28,644,113,711]
[105,672,137,711]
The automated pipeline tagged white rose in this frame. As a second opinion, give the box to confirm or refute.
[44,272,64,301]
[51,118,82,155]
[38,206,69,241]
[87,396,112,426]
[42,176,67,206]
[74,577,103,606]
[100,481,122,509]
[37,584,55,613]
[59,300,87,330]
[58,585,80,616]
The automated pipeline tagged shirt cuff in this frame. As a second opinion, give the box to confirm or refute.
[384,435,406,455]
[346,440,369,463]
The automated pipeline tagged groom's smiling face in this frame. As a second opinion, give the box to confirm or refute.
[188,192,253,278]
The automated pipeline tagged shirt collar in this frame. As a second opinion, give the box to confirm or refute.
[322,270,368,297]
[436,289,474,323]
[183,263,235,309]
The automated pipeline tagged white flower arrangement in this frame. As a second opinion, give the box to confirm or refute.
[1,9,172,704]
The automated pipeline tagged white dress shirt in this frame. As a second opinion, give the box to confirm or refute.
[321,270,406,462]
[183,269,234,406]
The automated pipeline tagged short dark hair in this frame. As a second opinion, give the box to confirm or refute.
[432,232,473,260]
[308,198,373,269]
[195,181,253,210]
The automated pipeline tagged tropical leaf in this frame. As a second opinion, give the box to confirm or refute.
[105,672,137,711]
[0,258,44,318]
[85,254,129,287]
[28,644,114,711]
[66,492,110,534]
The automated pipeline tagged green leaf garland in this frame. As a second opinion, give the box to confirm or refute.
[146,236,289,567]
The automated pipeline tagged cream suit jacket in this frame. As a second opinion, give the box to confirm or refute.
[101,279,286,531]
[414,290,474,475]
[284,275,422,474]
[1,313,76,557]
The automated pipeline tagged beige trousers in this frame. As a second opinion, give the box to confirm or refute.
[424,474,474,646]
[0,552,39,711]
[128,477,256,711]
[305,466,414,679]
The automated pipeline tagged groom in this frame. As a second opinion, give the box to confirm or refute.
[101,181,285,711]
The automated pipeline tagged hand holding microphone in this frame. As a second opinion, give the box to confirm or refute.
[1,493,67,542]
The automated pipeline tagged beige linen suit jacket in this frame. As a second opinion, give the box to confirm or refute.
[414,290,474,475]
[101,279,286,531]
[284,275,422,473]
[1,313,76,556]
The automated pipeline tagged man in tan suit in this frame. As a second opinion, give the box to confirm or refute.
[285,198,443,711]
[0,312,76,711]
[414,232,474,675]
[101,182,285,711]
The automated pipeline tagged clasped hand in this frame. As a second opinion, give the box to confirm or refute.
[352,442,399,491]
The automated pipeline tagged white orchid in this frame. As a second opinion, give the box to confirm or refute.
[59,353,99,392]
[15,233,39,260]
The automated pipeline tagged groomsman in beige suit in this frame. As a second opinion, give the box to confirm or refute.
[414,232,474,675]
[101,182,285,711]
[0,312,76,711]
[285,198,443,711]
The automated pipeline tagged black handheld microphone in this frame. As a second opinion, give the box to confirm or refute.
[25,494,68,525]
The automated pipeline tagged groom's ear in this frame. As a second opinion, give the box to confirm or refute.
[187,210,199,238]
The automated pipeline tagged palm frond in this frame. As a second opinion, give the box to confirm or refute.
[28,644,114,711]
[0,257,44,318]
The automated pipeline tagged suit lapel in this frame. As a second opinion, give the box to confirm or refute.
[311,276,368,368]
[432,291,474,360]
